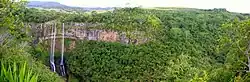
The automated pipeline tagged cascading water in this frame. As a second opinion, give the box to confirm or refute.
[50,23,56,72]
[60,23,66,76]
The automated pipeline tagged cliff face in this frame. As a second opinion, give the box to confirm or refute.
[30,23,147,51]
[32,23,146,45]
[62,29,128,43]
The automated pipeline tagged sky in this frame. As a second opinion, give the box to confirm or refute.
[30,0,250,13]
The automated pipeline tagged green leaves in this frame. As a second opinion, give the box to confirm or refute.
[0,40,63,82]
[0,1,63,82]
[61,7,250,81]
[217,20,250,81]
[0,0,30,43]
[189,71,208,82]
[0,62,38,82]
[67,41,167,81]
[22,8,63,23]
[66,40,209,81]
[3,3,248,81]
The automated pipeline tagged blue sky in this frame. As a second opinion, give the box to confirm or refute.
[29,0,250,13]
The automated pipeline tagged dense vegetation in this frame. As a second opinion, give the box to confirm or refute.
[0,1,62,82]
[64,8,250,81]
[0,62,38,82]
[2,0,250,82]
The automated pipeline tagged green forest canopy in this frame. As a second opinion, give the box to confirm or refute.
[2,1,250,81]
[63,8,250,81]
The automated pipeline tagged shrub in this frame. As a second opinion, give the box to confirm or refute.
[0,62,38,82]
[0,44,63,82]
[189,71,208,82]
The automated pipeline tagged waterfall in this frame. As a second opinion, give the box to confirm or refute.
[50,23,56,72]
[60,23,66,76]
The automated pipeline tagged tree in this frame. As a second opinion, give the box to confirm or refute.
[219,19,250,80]
[0,0,29,43]
[0,1,63,82]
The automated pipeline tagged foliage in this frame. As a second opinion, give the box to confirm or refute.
[30,42,50,65]
[22,8,63,23]
[63,7,250,81]
[67,41,207,81]
[0,62,38,82]
[67,41,163,81]
[189,71,208,82]
[0,0,29,41]
[61,8,162,40]
[3,1,250,81]
[217,19,250,82]
[0,1,63,82]
[0,42,63,82]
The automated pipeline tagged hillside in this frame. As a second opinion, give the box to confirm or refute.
[27,1,113,11]
[27,1,68,8]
